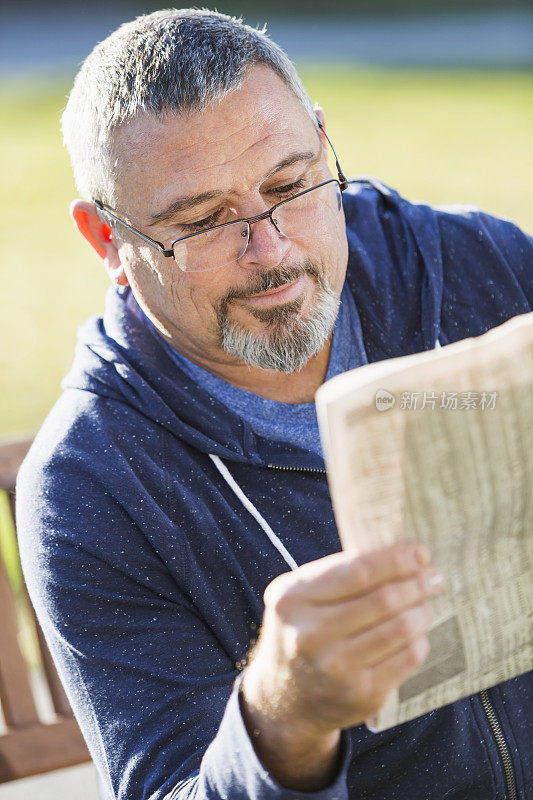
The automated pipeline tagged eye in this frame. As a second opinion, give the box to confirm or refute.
[271,178,306,198]
[179,209,224,234]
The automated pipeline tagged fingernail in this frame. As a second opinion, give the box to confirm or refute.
[365,715,379,733]
[427,570,444,590]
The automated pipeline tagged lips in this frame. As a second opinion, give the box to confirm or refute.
[241,276,305,307]
[249,280,298,298]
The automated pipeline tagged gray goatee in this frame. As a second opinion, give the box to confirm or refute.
[215,263,340,374]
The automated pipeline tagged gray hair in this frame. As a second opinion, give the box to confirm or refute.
[61,8,317,205]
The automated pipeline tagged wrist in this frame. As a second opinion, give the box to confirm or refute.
[239,668,342,792]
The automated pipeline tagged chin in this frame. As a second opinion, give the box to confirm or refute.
[219,282,340,373]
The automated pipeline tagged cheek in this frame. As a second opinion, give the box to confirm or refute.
[123,244,179,296]
[140,254,228,324]
[315,212,348,294]
[314,210,347,264]
[331,208,348,256]
[184,271,231,315]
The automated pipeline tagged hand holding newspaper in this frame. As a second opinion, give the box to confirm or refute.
[316,312,533,731]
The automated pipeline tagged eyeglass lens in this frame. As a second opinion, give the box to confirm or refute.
[173,181,342,272]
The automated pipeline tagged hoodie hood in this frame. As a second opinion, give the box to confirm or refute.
[62,285,329,469]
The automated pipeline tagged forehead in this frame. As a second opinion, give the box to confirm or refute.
[112,65,317,217]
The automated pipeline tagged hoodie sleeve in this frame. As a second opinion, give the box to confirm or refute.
[16,422,352,800]
[437,208,533,343]
[343,181,533,362]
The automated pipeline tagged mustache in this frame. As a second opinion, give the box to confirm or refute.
[219,262,322,308]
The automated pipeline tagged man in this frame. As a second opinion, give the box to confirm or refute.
[17,9,532,800]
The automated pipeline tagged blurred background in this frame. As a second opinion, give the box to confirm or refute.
[1,0,533,440]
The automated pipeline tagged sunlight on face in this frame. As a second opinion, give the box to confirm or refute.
[111,65,349,375]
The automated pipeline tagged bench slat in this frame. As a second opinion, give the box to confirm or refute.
[0,439,91,782]
[0,718,89,782]
[0,556,39,728]
[0,441,32,492]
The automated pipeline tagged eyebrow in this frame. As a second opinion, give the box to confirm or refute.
[263,149,317,180]
[146,149,318,227]
[147,190,223,227]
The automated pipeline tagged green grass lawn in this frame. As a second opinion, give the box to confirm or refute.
[1,67,532,439]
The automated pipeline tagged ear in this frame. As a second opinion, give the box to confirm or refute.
[314,104,327,151]
[69,199,129,286]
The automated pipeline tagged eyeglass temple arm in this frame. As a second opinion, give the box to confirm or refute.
[317,119,348,191]
[93,199,174,255]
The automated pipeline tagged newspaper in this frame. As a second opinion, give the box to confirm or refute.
[315,312,533,731]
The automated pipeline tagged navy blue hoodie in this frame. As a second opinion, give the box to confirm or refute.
[17,180,533,800]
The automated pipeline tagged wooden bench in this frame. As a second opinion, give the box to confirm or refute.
[0,439,90,782]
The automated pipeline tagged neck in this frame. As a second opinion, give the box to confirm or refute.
[169,334,333,404]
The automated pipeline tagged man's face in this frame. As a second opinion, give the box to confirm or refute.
[111,65,349,374]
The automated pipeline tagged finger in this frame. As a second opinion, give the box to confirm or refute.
[297,541,431,604]
[318,601,434,681]
[365,714,379,733]
[312,634,431,728]
[357,635,431,715]
[345,600,434,668]
[368,634,431,691]
[313,568,444,639]
[323,635,432,726]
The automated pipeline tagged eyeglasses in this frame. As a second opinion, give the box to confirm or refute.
[93,122,348,273]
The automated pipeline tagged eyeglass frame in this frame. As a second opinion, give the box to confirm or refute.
[92,121,348,265]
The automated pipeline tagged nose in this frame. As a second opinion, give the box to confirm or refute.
[237,215,291,270]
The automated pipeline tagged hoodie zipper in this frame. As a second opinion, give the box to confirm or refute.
[267,464,327,473]
[479,689,518,800]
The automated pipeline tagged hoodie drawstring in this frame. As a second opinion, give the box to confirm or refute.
[209,454,299,572]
